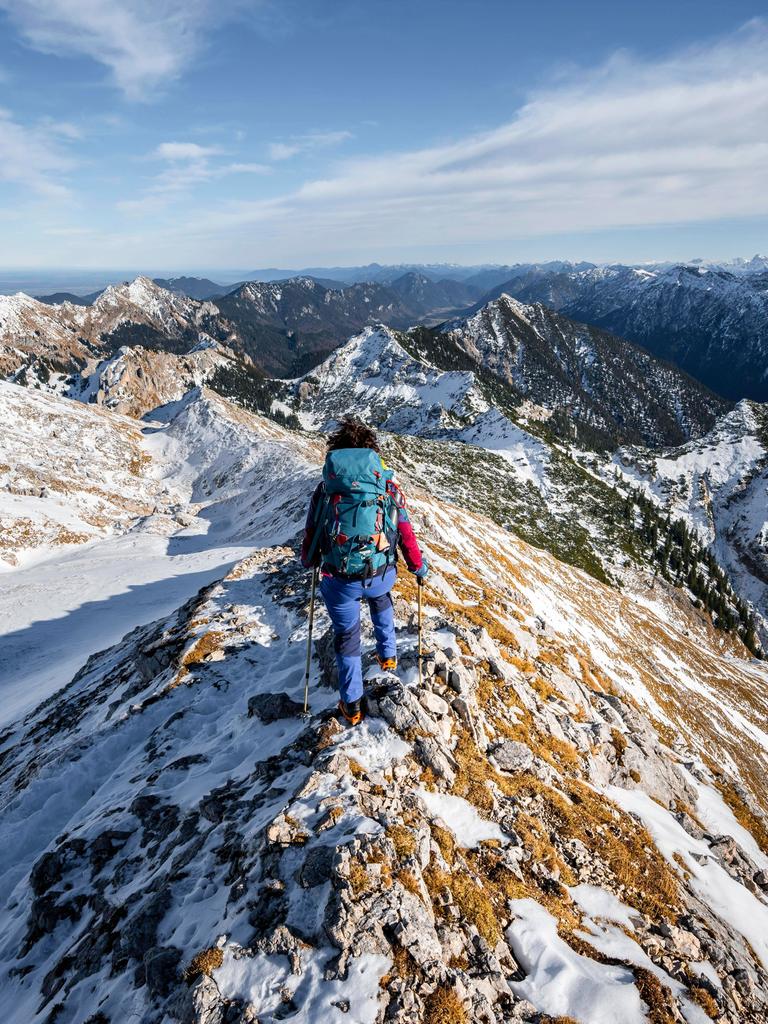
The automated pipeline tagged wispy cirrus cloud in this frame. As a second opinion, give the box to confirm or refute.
[0,0,240,100]
[118,139,269,213]
[0,108,75,198]
[177,20,768,260]
[268,130,353,161]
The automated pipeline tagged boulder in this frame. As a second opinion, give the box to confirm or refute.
[491,740,534,774]
[247,692,304,722]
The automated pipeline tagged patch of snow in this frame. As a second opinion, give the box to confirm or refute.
[417,789,507,847]
[214,946,390,1023]
[569,884,638,929]
[335,718,411,772]
[680,768,768,871]
[507,898,647,1024]
[430,628,462,656]
[574,916,711,1024]
[606,785,768,970]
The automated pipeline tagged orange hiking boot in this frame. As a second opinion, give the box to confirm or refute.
[377,655,397,672]
[338,699,364,726]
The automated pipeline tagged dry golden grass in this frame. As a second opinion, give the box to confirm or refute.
[430,823,457,866]
[424,865,500,944]
[611,729,628,760]
[687,982,721,1019]
[316,805,344,831]
[348,861,371,896]
[396,870,423,898]
[450,728,497,812]
[184,947,223,979]
[128,451,152,476]
[423,985,468,1024]
[633,967,681,1024]
[496,770,679,922]
[530,674,561,702]
[714,778,768,856]
[180,630,226,667]
[546,734,582,772]
[380,944,419,989]
[388,824,417,860]
[465,846,530,906]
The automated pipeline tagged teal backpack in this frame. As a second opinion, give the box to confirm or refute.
[307,448,403,579]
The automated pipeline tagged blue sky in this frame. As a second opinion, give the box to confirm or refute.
[0,0,766,271]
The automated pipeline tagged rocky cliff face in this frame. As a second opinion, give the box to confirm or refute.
[0,389,767,1024]
[69,341,240,419]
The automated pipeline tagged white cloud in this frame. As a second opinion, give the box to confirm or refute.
[268,130,353,161]
[268,141,301,161]
[0,0,227,99]
[183,20,768,257]
[117,141,269,213]
[154,141,221,161]
[0,108,74,197]
[224,162,271,174]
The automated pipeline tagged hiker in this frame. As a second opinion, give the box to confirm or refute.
[300,416,429,726]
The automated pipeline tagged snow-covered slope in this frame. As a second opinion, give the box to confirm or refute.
[296,325,481,431]
[294,326,552,491]
[610,400,768,637]
[0,380,170,568]
[1,391,767,1023]
[0,383,319,727]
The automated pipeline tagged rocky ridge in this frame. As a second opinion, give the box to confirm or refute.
[441,295,728,449]
[0,393,767,1023]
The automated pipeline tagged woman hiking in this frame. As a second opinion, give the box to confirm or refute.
[300,416,429,726]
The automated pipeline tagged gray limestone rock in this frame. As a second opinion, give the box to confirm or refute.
[491,740,534,773]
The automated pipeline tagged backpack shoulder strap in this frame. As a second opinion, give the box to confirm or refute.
[304,483,329,565]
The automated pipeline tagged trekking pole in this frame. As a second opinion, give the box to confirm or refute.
[302,566,319,716]
[417,576,424,687]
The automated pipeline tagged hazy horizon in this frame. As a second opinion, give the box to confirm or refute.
[2,250,767,299]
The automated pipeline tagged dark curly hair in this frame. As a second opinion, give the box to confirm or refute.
[326,415,381,453]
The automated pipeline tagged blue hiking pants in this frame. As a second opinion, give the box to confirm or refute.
[319,566,397,704]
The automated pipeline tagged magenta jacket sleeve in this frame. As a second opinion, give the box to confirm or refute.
[300,482,324,567]
[397,504,424,573]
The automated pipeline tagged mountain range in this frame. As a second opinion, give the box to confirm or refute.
[16,256,768,406]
